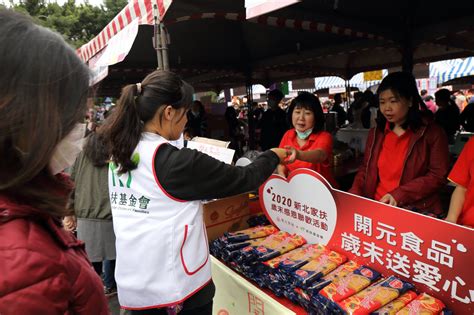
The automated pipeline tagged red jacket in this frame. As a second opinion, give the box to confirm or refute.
[349,120,449,214]
[0,195,110,315]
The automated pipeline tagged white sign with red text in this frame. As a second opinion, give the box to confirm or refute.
[261,172,337,244]
[259,168,474,314]
[186,141,235,164]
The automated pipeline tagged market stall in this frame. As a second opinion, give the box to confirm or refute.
[209,169,473,314]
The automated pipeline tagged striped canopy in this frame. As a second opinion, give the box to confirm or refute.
[312,70,388,90]
[429,57,474,84]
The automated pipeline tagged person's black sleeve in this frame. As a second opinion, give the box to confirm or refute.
[154,144,280,201]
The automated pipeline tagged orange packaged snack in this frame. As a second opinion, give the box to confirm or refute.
[373,290,418,314]
[322,260,360,283]
[263,243,327,269]
[293,250,347,287]
[237,232,306,262]
[258,234,307,261]
[395,293,445,315]
[225,225,279,241]
[338,276,414,315]
[304,260,361,295]
[319,266,381,303]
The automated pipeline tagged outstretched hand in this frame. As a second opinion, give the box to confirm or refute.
[283,145,297,164]
[379,194,397,206]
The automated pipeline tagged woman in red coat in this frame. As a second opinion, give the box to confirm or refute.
[349,72,449,216]
[0,10,109,314]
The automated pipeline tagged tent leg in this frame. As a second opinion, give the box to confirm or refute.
[153,4,163,70]
[160,23,169,71]
[345,80,351,111]
[246,82,256,150]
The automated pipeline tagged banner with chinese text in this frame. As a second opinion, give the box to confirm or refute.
[259,169,473,314]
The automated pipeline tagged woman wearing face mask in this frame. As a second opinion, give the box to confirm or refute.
[0,10,109,314]
[277,92,337,187]
[100,70,290,315]
[350,72,449,216]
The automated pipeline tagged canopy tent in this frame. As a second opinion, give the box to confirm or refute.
[311,70,388,91]
[78,0,474,96]
[429,56,474,85]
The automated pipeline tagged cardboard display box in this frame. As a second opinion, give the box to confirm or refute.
[203,193,251,241]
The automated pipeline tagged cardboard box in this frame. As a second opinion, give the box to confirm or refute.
[203,193,251,241]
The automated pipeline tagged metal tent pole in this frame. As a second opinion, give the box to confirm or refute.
[153,4,163,70]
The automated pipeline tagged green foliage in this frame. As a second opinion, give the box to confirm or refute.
[9,0,128,48]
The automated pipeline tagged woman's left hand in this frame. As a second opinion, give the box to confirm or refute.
[379,194,397,206]
[283,145,298,164]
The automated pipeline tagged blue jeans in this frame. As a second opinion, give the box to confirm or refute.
[92,259,116,288]
[103,259,116,288]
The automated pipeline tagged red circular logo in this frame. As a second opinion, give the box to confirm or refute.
[389,279,403,289]
[360,268,373,278]
[296,270,308,277]
[256,246,267,253]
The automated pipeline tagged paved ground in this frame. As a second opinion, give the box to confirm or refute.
[109,295,121,315]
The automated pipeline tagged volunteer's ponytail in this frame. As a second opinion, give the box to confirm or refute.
[100,70,194,174]
[101,84,143,174]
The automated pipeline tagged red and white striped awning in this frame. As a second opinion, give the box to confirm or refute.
[78,0,384,64]
[77,0,173,63]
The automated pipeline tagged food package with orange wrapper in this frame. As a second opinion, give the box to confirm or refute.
[209,224,278,261]
[337,276,414,315]
[262,244,329,300]
[306,260,361,294]
[395,293,446,315]
[292,250,347,288]
[372,290,417,315]
[294,260,360,311]
[310,266,380,314]
[263,243,327,270]
[226,225,279,242]
[232,232,307,283]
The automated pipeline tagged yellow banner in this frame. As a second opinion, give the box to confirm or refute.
[364,70,383,82]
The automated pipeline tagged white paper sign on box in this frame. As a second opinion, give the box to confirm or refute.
[187,141,235,164]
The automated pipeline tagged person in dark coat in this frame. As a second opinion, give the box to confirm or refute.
[330,93,347,127]
[435,89,461,144]
[259,89,289,150]
[186,100,208,137]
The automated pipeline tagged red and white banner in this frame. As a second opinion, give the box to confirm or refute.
[259,169,473,314]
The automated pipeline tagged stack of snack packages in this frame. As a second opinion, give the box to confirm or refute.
[210,225,451,315]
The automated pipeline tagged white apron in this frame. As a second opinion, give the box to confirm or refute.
[109,133,211,309]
